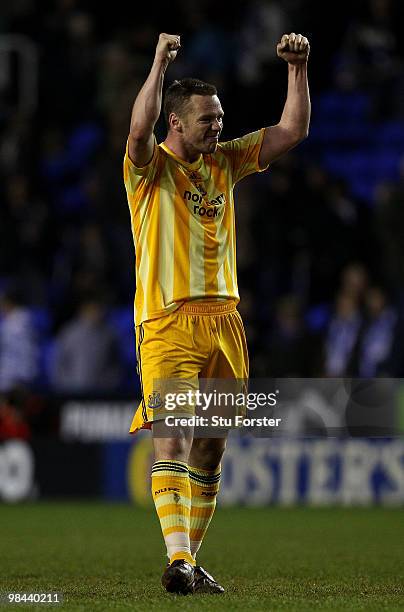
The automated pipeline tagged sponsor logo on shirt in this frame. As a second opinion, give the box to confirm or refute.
[183,190,226,218]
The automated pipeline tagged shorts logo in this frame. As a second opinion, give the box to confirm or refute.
[148,391,163,409]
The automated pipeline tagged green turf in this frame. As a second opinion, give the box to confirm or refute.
[0,503,403,611]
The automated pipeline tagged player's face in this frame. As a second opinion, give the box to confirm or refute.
[182,95,224,153]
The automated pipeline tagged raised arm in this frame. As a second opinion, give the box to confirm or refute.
[259,33,311,168]
[128,33,180,167]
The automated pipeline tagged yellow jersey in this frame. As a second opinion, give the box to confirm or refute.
[123,128,268,325]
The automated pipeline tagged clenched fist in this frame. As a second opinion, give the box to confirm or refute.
[155,33,181,65]
[277,33,310,65]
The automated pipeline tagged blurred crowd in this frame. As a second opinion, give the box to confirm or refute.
[1,0,404,419]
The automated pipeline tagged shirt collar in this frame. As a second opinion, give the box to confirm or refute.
[160,142,203,171]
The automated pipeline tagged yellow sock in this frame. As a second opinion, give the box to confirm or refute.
[189,465,221,559]
[151,460,195,566]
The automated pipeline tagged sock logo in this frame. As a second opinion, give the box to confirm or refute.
[201,491,217,497]
[154,487,181,495]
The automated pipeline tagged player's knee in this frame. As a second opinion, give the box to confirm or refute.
[153,431,193,462]
[191,438,226,470]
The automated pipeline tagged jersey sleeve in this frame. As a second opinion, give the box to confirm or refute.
[219,128,269,185]
[123,136,160,196]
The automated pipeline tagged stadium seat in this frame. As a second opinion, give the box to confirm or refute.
[305,303,331,332]
[107,307,137,390]
[315,91,371,121]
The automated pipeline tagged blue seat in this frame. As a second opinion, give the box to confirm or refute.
[315,92,370,121]
[310,120,371,145]
[30,308,52,337]
[67,122,103,169]
[375,121,404,146]
[107,307,136,366]
[305,303,331,332]
[349,177,377,202]
[38,339,57,387]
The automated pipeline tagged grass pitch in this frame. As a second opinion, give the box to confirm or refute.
[0,503,403,611]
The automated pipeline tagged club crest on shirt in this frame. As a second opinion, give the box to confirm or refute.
[188,171,203,182]
[148,391,163,409]
[187,170,208,196]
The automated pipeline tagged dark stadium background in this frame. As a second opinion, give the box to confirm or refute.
[0,0,403,475]
[2,0,404,400]
[1,2,404,610]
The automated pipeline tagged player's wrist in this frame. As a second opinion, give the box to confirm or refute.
[287,61,308,71]
[153,54,170,71]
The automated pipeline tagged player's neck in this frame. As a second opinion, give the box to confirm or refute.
[163,135,201,164]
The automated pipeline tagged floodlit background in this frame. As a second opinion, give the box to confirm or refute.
[0,0,404,488]
[0,0,404,503]
[1,1,404,398]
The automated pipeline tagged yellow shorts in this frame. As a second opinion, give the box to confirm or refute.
[129,301,249,434]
